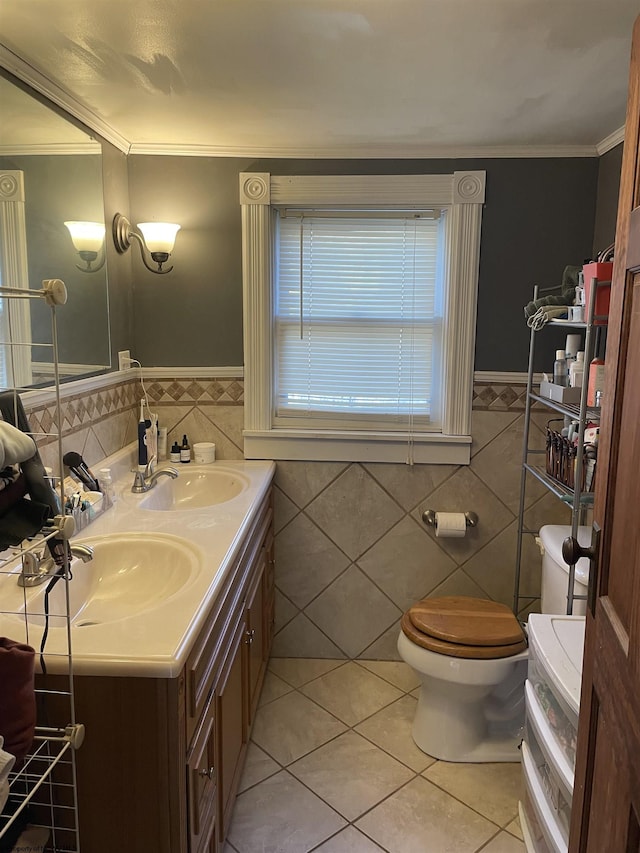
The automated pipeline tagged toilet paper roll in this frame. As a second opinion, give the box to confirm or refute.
[435,512,467,538]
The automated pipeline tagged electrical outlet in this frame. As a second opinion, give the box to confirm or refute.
[118,350,132,371]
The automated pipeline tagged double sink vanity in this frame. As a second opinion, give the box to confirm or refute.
[0,453,276,852]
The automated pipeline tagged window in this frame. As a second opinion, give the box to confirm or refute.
[240,171,485,464]
[275,211,443,430]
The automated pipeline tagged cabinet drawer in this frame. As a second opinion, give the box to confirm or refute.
[187,698,217,853]
[519,799,551,853]
[525,681,574,797]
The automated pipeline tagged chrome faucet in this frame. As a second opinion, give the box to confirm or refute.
[17,542,94,587]
[131,462,179,494]
[69,543,94,562]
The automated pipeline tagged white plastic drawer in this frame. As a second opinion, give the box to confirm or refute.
[524,710,572,840]
[527,651,579,771]
[521,740,568,853]
[525,680,574,796]
[519,798,551,853]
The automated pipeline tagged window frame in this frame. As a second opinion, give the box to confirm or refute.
[240,171,485,464]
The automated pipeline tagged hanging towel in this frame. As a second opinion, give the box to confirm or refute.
[0,639,36,766]
[0,423,35,470]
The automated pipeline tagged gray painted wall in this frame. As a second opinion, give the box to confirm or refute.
[593,143,623,256]
[128,156,599,373]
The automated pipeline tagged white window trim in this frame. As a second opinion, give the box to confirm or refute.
[0,170,32,388]
[239,171,485,464]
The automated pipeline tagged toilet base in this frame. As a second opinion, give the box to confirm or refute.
[412,719,522,763]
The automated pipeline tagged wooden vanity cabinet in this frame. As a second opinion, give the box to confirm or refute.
[68,487,274,853]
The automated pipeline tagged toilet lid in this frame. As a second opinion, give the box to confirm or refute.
[401,611,527,659]
[407,596,526,647]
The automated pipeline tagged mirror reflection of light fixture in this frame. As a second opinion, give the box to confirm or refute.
[64,221,106,272]
[112,213,180,274]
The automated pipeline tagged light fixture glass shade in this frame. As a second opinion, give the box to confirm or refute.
[64,221,106,253]
[137,222,181,254]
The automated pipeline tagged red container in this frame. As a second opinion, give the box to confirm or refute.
[582,262,612,324]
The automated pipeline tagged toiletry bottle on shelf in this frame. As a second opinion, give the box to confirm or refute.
[180,434,191,463]
[587,358,605,406]
[553,350,567,386]
[569,351,585,388]
[170,441,181,463]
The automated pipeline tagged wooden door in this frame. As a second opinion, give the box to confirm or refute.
[569,15,640,852]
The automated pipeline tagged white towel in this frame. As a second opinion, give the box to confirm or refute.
[0,735,15,786]
[0,421,36,469]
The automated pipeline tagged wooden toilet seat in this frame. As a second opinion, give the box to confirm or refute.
[401,596,527,660]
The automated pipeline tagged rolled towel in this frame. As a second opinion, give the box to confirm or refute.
[0,638,36,765]
[0,737,15,786]
[0,423,35,470]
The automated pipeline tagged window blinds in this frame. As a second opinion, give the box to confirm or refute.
[275,212,443,431]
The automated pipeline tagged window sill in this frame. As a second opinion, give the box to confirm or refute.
[243,429,471,464]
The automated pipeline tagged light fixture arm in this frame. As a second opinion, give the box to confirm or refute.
[112,213,174,275]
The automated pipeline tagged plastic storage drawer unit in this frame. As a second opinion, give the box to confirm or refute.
[527,615,585,772]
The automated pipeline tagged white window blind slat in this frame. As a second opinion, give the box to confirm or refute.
[275,213,443,430]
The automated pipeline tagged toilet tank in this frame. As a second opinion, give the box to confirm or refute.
[538,525,591,615]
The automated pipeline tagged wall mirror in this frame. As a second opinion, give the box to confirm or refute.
[0,70,110,388]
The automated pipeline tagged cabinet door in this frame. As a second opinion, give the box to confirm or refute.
[216,612,248,844]
[187,696,217,853]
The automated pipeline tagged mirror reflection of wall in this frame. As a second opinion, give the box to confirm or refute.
[0,72,110,387]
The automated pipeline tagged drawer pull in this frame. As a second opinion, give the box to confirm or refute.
[245,628,256,645]
[199,765,215,780]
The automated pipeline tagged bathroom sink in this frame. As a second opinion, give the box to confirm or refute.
[21,532,201,627]
[139,468,249,511]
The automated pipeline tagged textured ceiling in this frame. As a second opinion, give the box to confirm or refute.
[0,1,637,156]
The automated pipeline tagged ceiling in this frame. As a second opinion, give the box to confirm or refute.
[0,1,637,158]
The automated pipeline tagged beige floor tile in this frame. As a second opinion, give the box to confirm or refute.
[228,770,347,853]
[238,742,280,793]
[268,657,346,687]
[356,660,421,693]
[251,691,347,765]
[355,776,497,853]
[289,730,414,821]
[312,826,386,851]
[505,815,524,840]
[423,761,522,827]
[355,695,436,773]
[301,661,403,726]
[356,776,497,853]
[480,831,526,852]
[258,670,294,706]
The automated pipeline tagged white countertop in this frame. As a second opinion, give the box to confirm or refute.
[0,452,275,678]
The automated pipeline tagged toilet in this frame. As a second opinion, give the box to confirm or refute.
[397,524,591,763]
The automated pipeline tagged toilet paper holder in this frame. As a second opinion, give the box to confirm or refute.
[422,510,478,528]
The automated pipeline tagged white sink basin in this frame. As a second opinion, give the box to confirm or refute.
[139,469,249,511]
[21,532,201,627]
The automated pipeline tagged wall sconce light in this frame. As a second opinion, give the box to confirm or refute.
[64,221,106,272]
[112,213,181,274]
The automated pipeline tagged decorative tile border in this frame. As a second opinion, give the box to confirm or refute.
[472,380,528,411]
[145,377,244,405]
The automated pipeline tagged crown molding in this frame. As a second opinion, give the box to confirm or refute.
[130,141,599,159]
[0,45,130,154]
[0,143,100,156]
[596,125,625,155]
